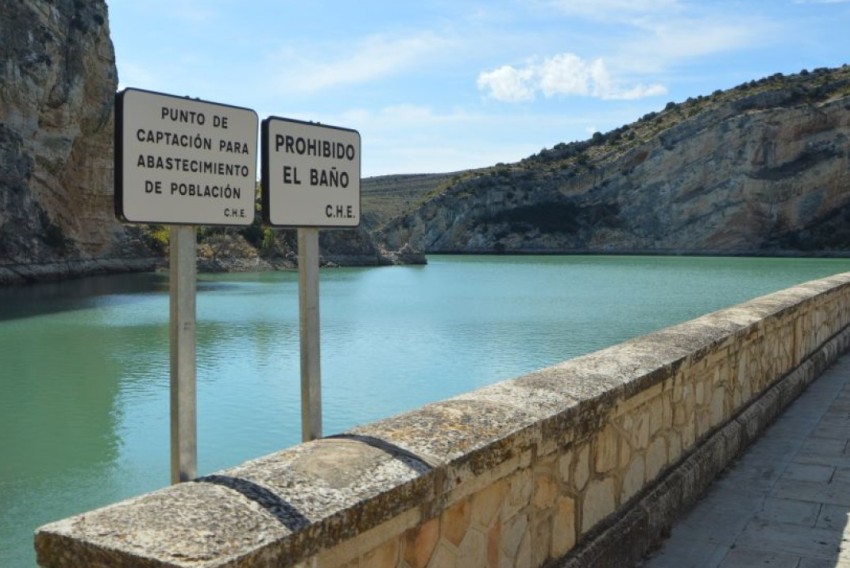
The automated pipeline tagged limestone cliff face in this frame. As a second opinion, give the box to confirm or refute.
[379,67,850,255]
[0,0,155,283]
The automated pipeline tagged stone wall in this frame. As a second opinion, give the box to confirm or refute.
[35,272,850,568]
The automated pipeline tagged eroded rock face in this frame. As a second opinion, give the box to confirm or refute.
[380,68,850,255]
[0,0,155,283]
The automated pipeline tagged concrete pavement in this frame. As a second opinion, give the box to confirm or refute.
[639,354,850,568]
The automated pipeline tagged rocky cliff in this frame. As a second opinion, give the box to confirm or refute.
[0,0,162,284]
[378,67,850,256]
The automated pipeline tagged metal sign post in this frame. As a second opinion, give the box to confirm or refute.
[115,87,258,484]
[298,227,322,441]
[169,225,197,482]
[261,117,361,443]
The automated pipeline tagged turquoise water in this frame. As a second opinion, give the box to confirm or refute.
[3,255,850,566]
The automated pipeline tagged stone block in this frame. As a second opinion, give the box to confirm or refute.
[471,480,508,529]
[582,478,616,534]
[444,451,522,506]
[696,408,710,439]
[595,424,619,473]
[615,383,663,417]
[619,437,632,469]
[515,530,532,568]
[574,445,590,492]
[695,380,706,406]
[646,438,668,481]
[631,410,651,451]
[500,513,529,563]
[557,450,573,485]
[682,419,696,449]
[662,392,674,430]
[649,396,664,437]
[441,499,471,547]
[403,518,439,568]
[731,381,742,408]
[427,543,458,568]
[362,538,399,568]
[532,472,558,511]
[551,496,576,558]
[502,468,532,521]
[668,431,683,465]
[672,377,685,404]
[487,521,501,568]
[457,528,487,567]
[622,455,646,503]
[532,517,552,568]
[711,385,726,426]
[673,403,688,427]
[319,508,423,567]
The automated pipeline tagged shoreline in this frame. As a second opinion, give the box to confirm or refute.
[3,248,849,287]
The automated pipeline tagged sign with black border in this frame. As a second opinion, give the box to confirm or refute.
[115,88,258,226]
[261,117,361,228]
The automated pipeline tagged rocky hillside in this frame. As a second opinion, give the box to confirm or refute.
[360,172,462,231]
[378,66,850,256]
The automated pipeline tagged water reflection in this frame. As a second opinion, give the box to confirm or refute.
[0,282,152,567]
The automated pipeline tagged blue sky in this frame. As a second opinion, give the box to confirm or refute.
[108,0,849,177]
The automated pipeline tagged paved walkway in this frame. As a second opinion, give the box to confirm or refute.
[640,355,850,568]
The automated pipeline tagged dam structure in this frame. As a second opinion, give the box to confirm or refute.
[35,272,850,568]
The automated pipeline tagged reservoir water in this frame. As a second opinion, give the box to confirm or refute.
[4,254,850,566]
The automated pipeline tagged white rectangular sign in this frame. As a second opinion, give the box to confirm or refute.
[261,117,361,228]
[115,88,258,226]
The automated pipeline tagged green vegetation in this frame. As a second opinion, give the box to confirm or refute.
[141,224,170,253]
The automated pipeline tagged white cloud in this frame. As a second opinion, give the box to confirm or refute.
[477,53,666,102]
[476,65,537,102]
[538,53,599,97]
